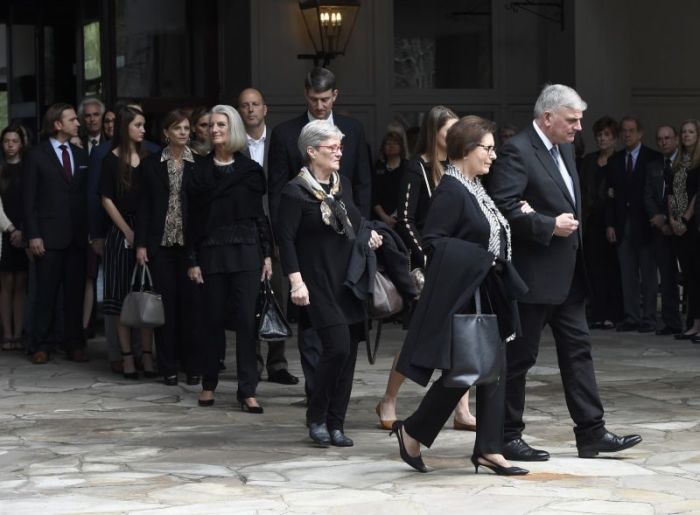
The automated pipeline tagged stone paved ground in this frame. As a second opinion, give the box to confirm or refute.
[1,324,700,514]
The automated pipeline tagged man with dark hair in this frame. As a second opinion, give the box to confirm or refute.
[237,87,299,386]
[644,125,682,335]
[267,67,372,398]
[606,116,662,333]
[23,103,89,364]
[488,84,642,461]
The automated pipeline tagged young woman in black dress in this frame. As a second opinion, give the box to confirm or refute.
[99,107,156,379]
[372,130,406,227]
[375,106,477,433]
[0,124,28,350]
[276,120,383,447]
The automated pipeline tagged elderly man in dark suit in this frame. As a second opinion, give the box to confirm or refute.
[267,68,372,398]
[23,103,90,364]
[606,117,662,333]
[644,125,682,335]
[488,84,642,460]
[238,87,299,386]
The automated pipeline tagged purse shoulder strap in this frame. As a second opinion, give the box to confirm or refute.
[364,315,383,365]
[418,161,432,199]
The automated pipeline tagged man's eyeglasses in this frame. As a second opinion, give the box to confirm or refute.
[317,144,344,153]
[477,144,496,154]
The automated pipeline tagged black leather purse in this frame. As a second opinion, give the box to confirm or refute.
[443,287,504,387]
[256,278,293,341]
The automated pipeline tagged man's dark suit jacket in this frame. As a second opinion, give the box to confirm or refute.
[605,145,662,246]
[23,140,89,250]
[134,150,196,258]
[267,112,371,222]
[488,123,583,305]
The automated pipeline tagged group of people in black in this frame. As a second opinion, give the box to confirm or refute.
[7,71,691,472]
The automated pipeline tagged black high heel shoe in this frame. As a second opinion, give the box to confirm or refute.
[141,350,159,379]
[240,398,264,414]
[390,421,428,473]
[121,351,139,380]
[470,454,529,476]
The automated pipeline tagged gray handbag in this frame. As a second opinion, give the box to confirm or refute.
[369,270,404,319]
[443,287,504,387]
[120,264,165,329]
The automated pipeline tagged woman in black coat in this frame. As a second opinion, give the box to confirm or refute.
[276,120,383,447]
[392,116,529,476]
[136,109,199,386]
[186,105,272,411]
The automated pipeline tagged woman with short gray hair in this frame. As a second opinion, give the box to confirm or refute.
[276,119,383,447]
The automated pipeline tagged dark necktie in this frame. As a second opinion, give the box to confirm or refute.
[90,139,98,155]
[549,145,575,202]
[58,144,72,181]
[626,153,634,176]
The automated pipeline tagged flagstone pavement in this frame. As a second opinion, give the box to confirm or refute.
[1,324,699,514]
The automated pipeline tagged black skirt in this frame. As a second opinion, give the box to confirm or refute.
[0,233,29,272]
[102,221,137,316]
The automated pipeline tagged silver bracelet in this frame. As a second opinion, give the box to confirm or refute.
[290,283,305,294]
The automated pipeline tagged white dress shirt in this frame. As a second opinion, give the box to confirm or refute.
[49,137,75,175]
[532,120,575,204]
[245,126,267,167]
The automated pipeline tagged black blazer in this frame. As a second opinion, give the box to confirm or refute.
[488,123,583,305]
[267,112,372,222]
[605,145,662,245]
[643,156,671,220]
[135,150,196,257]
[23,140,89,250]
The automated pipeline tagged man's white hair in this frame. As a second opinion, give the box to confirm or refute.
[534,84,587,118]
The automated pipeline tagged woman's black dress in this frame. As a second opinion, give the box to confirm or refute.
[372,158,405,220]
[98,152,142,316]
[0,162,28,272]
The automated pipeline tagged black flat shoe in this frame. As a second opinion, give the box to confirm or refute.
[186,375,201,386]
[577,430,642,458]
[164,375,178,386]
[329,429,354,447]
[198,398,215,407]
[471,454,529,476]
[240,400,264,414]
[308,422,331,446]
[674,332,698,340]
[268,369,299,385]
[390,421,428,473]
[502,438,550,462]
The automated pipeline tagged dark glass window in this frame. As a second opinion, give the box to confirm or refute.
[394,0,493,89]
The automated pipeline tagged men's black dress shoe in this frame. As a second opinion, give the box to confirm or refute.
[616,321,638,332]
[691,335,700,344]
[577,430,642,458]
[502,438,550,461]
[186,375,201,386]
[268,369,299,385]
[656,326,681,336]
[638,323,656,334]
[329,429,354,447]
[308,422,331,446]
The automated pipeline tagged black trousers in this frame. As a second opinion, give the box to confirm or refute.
[674,230,700,322]
[150,246,197,376]
[651,229,682,330]
[404,358,506,455]
[306,323,360,431]
[583,221,623,323]
[198,269,259,398]
[617,229,657,325]
[29,245,85,353]
[504,295,606,443]
[298,309,323,397]
[256,256,289,376]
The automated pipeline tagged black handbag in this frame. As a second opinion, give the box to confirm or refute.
[256,278,292,341]
[443,287,504,388]
[120,264,165,329]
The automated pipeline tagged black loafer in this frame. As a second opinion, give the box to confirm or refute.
[577,430,642,458]
[186,375,201,386]
[503,438,550,461]
[308,422,331,446]
[655,326,681,336]
[674,332,697,340]
[616,321,639,332]
[164,375,178,386]
[268,369,300,385]
[329,429,354,447]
